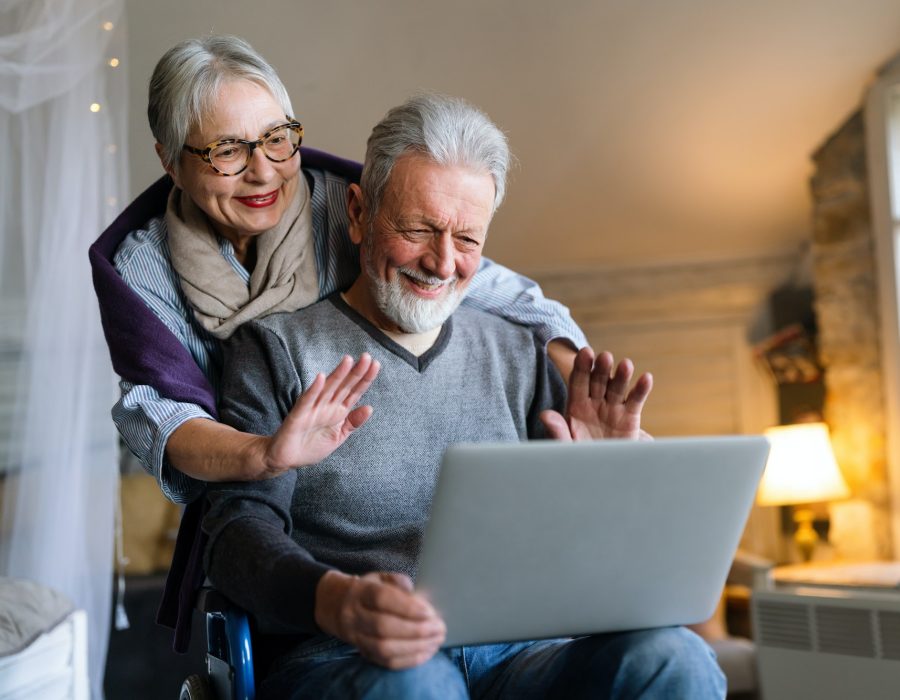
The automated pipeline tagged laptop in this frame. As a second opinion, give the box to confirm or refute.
[414,436,769,646]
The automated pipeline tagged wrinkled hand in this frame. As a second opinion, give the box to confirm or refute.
[541,347,653,441]
[259,354,380,476]
[314,570,446,669]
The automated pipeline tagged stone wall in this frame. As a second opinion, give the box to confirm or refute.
[809,110,893,559]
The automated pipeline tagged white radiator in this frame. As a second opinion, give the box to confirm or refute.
[752,585,900,699]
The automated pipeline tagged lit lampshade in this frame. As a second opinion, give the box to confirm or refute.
[758,422,851,561]
[759,423,850,506]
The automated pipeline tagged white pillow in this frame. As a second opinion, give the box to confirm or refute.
[0,577,74,657]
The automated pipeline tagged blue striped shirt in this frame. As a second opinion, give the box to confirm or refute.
[112,168,586,503]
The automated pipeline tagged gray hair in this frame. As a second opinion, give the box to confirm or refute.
[361,93,510,218]
[148,35,293,171]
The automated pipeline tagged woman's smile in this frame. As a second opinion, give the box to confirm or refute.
[235,190,279,208]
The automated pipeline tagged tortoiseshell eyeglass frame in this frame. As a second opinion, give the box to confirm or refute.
[182,119,303,176]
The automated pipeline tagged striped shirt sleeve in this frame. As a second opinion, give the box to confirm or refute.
[113,217,221,503]
[460,258,587,349]
[112,380,210,504]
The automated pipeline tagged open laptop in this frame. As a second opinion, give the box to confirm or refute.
[415,436,769,647]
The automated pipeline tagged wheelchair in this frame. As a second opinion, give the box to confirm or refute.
[179,587,256,700]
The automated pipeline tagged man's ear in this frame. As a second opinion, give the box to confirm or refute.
[155,142,182,189]
[346,183,367,246]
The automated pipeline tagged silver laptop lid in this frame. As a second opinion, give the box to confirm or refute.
[415,436,768,646]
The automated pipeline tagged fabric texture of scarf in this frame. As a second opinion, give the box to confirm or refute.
[165,175,318,339]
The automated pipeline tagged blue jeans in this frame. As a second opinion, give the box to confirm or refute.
[259,628,726,699]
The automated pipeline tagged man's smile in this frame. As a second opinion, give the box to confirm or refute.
[400,269,456,297]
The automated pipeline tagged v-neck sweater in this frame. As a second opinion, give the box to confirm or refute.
[202,293,565,638]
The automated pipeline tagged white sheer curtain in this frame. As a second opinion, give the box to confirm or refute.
[0,0,127,697]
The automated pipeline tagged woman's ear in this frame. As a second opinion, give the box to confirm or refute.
[346,184,367,246]
[155,142,182,189]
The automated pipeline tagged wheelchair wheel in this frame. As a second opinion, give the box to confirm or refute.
[179,674,213,700]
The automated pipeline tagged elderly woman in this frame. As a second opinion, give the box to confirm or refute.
[90,36,588,644]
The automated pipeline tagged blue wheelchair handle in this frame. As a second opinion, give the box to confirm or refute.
[226,611,255,700]
[206,608,255,700]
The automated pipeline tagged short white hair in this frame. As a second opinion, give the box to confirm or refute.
[360,93,510,218]
[147,35,293,172]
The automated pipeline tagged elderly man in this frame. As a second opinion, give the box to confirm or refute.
[203,94,725,699]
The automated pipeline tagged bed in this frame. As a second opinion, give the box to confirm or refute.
[0,577,88,700]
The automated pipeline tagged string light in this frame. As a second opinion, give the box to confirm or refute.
[98,25,118,216]
[97,23,120,220]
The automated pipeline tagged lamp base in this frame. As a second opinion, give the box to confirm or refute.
[793,507,819,562]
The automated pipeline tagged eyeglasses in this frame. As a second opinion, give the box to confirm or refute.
[182,120,303,176]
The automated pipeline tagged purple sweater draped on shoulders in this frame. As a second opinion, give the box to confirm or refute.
[88,147,362,652]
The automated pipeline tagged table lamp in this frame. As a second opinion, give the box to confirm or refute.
[757,422,851,562]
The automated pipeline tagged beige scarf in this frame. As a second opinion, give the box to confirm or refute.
[166,176,318,339]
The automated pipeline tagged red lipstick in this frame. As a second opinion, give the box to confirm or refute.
[235,190,278,208]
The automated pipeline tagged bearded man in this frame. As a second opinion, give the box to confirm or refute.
[202,93,724,700]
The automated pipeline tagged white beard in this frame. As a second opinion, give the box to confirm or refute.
[366,255,464,333]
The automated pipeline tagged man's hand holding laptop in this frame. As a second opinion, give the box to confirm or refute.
[314,570,446,670]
